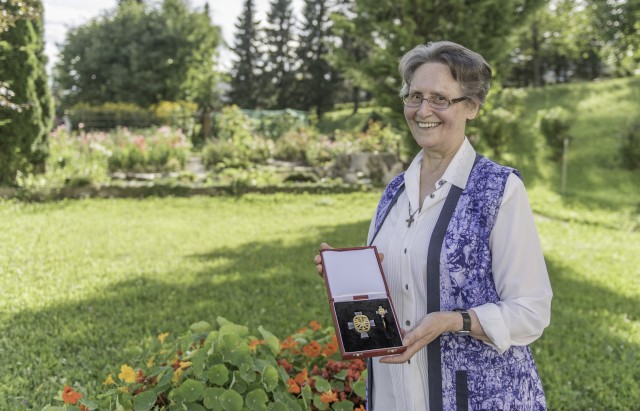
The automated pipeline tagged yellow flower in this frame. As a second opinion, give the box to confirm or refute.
[158,332,169,344]
[173,368,183,384]
[118,364,137,383]
[119,386,129,393]
[147,357,155,368]
[179,361,192,370]
[103,374,115,385]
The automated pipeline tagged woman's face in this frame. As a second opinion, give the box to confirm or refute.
[404,62,479,156]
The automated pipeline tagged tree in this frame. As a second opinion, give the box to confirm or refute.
[586,0,640,76]
[261,0,298,109]
[54,0,221,110]
[0,0,54,185]
[296,0,340,119]
[329,0,546,128]
[229,0,263,108]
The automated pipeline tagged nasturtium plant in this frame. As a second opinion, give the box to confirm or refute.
[45,318,367,410]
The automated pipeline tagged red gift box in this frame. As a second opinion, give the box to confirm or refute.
[320,246,406,359]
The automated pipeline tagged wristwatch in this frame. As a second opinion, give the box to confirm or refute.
[455,310,471,335]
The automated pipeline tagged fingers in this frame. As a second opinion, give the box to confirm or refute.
[315,243,333,276]
[378,252,384,262]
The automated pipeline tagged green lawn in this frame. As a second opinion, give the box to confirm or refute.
[1,76,640,410]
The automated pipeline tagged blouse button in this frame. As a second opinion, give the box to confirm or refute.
[438,180,444,185]
[405,284,409,290]
[405,320,411,326]
[430,193,435,198]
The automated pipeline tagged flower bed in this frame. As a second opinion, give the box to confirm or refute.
[43,319,366,411]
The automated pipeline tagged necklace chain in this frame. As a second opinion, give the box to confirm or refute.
[406,179,446,228]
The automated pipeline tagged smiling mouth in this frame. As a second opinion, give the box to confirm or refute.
[417,122,441,128]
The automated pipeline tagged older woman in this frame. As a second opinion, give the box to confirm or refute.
[315,41,552,410]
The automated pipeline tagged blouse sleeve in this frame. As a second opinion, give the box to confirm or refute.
[470,173,553,354]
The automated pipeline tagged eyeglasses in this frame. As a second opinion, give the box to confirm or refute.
[402,93,468,109]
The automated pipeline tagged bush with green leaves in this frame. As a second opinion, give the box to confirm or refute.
[536,106,572,161]
[68,102,160,130]
[107,127,191,173]
[43,318,367,411]
[469,88,525,158]
[203,106,273,169]
[619,117,640,170]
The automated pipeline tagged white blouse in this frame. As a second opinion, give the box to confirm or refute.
[366,138,553,411]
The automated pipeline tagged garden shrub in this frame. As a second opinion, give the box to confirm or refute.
[536,106,572,161]
[107,127,191,173]
[203,106,273,169]
[469,87,525,158]
[68,102,160,130]
[619,117,640,170]
[44,319,366,411]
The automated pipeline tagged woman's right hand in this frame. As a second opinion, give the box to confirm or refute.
[314,243,333,276]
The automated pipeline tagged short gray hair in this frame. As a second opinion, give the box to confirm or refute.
[398,41,492,106]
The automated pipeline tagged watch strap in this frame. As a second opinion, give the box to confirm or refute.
[454,309,471,334]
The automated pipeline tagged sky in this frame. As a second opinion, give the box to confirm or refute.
[42,0,303,72]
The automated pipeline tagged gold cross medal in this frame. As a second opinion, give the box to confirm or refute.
[349,311,375,338]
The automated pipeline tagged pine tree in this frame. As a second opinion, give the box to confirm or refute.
[229,0,262,108]
[296,0,340,119]
[262,0,297,109]
[0,0,54,184]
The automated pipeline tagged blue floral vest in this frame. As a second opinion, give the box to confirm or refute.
[367,155,546,410]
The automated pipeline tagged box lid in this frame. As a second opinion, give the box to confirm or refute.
[321,247,387,300]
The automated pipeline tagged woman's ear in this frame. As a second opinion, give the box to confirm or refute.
[466,100,480,121]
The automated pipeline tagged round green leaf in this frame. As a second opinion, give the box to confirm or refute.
[313,377,331,393]
[220,323,249,337]
[332,400,355,411]
[184,403,207,411]
[203,387,225,410]
[301,383,313,405]
[171,379,205,403]
[239,361,257,383]
[220,333,251,365]
[132,390,157,411]
[261,364,279,392]
[207,364,230,386]
[245,388,269,411]
[258,326,281,355]
[190,321,214,334]
[231,370,248,394]
[219,389,243,411]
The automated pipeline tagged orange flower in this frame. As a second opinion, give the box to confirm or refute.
[296,327,309,334]
[309,320,322,331]
[355,405,366,411]
[62,385,82,405]
[320,389,338,404]
[280,336,298,351]
[302,340,322,357]
[294,369,308,386]
[322,338,339,357]
[288,378,301,394]
[248,339,265,351]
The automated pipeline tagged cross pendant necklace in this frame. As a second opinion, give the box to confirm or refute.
[406,203,419,227]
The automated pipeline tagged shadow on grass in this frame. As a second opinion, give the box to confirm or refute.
[2,218,638,409]
[535,256,640,409]
[0,219,370,410]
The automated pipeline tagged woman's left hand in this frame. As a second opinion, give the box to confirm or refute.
[379,311,459,364]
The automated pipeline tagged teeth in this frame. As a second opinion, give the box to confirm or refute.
[418,122,440,128]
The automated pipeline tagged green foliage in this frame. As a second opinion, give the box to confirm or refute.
[0,0,54,185]
[536,106,572,161]
[228,0,262,109]
[261,0,298,110]
[328,0,546,130]
[619,117,640,170]
[469,87,525,158]
[68,102,160,130]
[202,106,273,169]
[107,127,191,173]
[54,0,221,110]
